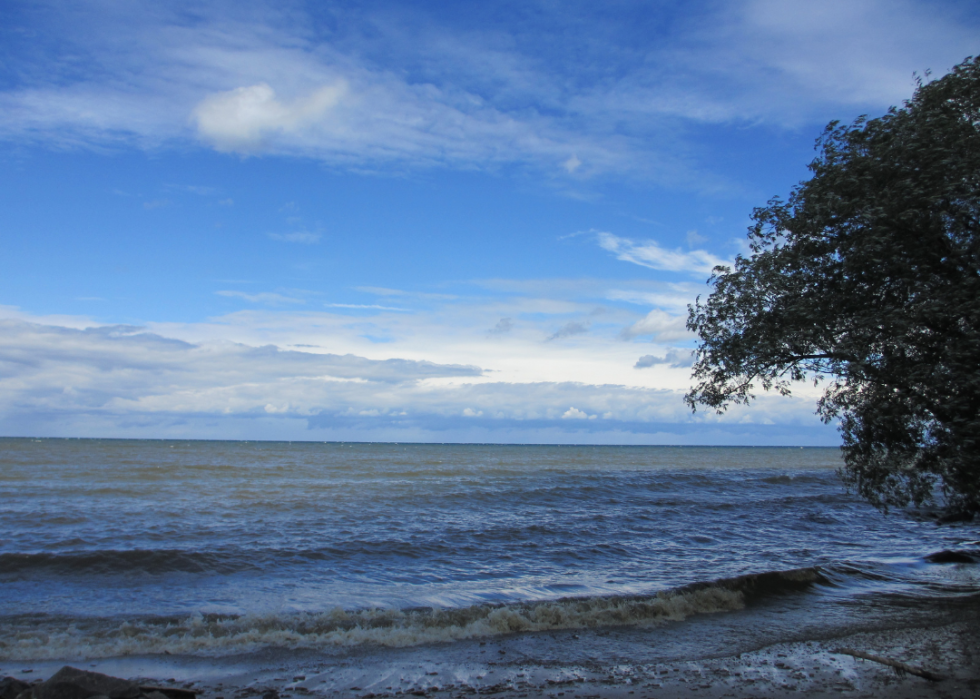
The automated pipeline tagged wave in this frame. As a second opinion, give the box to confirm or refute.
[0,550,257,576]
[0,567,823,661]
[0,541,469,577]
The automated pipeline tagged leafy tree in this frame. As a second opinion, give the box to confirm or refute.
[686,56,980,519]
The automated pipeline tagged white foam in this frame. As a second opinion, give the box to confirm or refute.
[1,586,745,661]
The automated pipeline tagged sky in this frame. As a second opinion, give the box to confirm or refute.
[1,0,977,444]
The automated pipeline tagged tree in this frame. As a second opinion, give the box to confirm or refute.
[686,56,980,519]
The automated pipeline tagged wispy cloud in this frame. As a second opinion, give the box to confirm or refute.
[685,230,707,247]
[1,1,973,182]
[546,321,590,342]
[620,310,691,343]
[326,303,409,312]
[488,317,514,335]
[267,231,321,244]
[216,290,305,305]
[166,184,217,196]
[605,288,694,315]
[355,286,457,301]
[597,232,730,278]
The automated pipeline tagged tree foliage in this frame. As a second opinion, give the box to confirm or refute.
[686,56,980,518]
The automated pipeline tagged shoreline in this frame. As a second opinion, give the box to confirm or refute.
[6,611,979,699]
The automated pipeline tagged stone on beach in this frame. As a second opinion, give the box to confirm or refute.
[0,670,201,699]
[32,668,140,699]
[0,677,33,699]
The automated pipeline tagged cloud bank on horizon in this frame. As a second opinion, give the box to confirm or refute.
[0,0,975,443]
[0,311,827,444]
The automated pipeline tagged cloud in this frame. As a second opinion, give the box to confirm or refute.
[267,231,321,244]
[605,288,694,315]
[488,317,514,334]
[192,82,348,152]
[2,1,973,183]
[0,318,483,411]
[0,315,840,444]
[588,0,980,129]
[355,286,457,301]
[635,348,695,369]
[546,321,589,342]
[597,232,729,278]
[620,309,691,342]
[168,184,217,196]
[216,290,305,305]
[685,230,707,247]
[326,303,409,312]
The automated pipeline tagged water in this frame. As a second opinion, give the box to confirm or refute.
[1,438,978,670]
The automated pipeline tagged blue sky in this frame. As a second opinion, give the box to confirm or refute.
[1,0,977,443]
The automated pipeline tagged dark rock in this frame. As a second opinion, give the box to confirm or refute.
[138,689,197,699]
[35,668,140,699]
[925,550,976,564]
[261,691,279,699]
[1,678,33,699]
[936,510,975,524]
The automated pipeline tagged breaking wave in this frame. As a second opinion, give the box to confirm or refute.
[0,567,824,661]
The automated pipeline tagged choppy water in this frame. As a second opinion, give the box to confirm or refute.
[1,438,978,664]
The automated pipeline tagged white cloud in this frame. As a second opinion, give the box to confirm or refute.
[561,407,591,420]
[597,231,730,278]
[192,82,348,152]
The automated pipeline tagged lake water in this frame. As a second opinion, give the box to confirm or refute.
[1,438,978,686]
